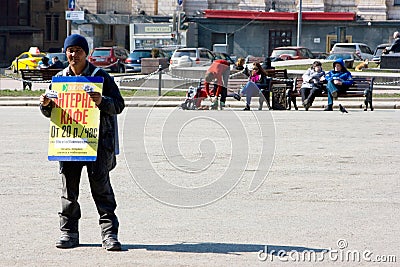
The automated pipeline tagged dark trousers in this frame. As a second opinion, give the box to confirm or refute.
[59,161,119,237]
[258,89,271,109]
[220,86,227,103]
[300,86,321,105]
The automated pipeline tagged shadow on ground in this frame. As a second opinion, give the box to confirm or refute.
[78,242,327,255]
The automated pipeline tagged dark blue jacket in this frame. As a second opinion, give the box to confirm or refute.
[325,58,353,87]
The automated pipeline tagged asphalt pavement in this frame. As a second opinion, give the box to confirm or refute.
[0,107,399,266]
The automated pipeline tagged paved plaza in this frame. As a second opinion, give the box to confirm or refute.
[0,106,399,266]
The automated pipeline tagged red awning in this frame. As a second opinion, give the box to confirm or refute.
[204,10,355,21]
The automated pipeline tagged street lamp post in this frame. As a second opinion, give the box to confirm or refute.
[297,0,302,47]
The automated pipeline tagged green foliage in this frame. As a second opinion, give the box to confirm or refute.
[0,89,45,97]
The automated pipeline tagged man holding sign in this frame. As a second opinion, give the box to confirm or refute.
[39,34,125,251]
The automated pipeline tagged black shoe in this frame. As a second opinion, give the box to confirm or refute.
[304,101,311,111]
[233,93,241,101]
[102,234,121,251]
[56,232,79,249]
[243,104,250,111]
[324,105,333,111]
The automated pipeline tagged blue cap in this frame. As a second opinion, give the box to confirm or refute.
[64,34,89,55]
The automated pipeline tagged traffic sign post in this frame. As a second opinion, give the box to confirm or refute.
[68,0,75,10]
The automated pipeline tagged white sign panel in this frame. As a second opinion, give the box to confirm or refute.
[66,11,85,21]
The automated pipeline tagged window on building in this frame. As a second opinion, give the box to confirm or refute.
[0,36,6,60]
[394,0,400,6]
[45,15,60,41]
[269,30,292,55]
[105,25,115,41]
[46,15,52,41]
[54,15,59,41]
[18,0,30,26]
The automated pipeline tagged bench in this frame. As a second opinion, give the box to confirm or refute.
[227,69,292,109]
[20,69,62,90]
[183,69,292,109]
[287,77,374,111]
[228,69,289,89]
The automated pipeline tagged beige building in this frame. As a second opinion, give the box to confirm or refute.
[70,0,400,50]
[1,0,400,65]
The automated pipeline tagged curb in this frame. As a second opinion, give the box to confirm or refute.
[1,100,399,109]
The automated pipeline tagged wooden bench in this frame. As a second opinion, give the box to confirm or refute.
[186,69,292,110]
[287,77,374,111]
[228,69,290,90]
[20,69,62,90]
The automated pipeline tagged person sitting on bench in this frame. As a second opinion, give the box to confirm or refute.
[300,61,325,111]
[320,58,353,111]
[235,62,271,111]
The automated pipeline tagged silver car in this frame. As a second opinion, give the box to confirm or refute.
[169,48,215,70]
[330,43,374,60]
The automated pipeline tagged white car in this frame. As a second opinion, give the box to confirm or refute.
[169,48,215,70]
[330,43,374,60]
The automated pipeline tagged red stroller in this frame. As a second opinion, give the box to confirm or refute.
[181,79,210,110]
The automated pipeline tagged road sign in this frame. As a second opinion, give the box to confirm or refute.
[66,11,85,21]
[68,0,75,10]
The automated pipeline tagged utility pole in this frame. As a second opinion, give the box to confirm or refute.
[297,0,302,47]
[154,0,158,15]
[67,0,75,36]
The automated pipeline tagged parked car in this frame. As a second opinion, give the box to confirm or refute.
[325,52,363,69]
[46,52,68,68]
[125,48,169,72]
[87,46,129,73]
[270,46,315,61]
[169,48,215,70]
[372,43,390,63]
[213,52,235,65]
[11,47,46,72]
[330,43,374,60]
[313,52,329,59]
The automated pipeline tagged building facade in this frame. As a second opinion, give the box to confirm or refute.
[1,0,400,66]
[0,0,67,67]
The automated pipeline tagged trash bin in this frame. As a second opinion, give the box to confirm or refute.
[271,85,287,110]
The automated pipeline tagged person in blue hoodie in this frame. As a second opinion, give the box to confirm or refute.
[320,58,353,111]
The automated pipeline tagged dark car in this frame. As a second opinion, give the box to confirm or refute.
[326,52,363,69]
[46,53,68,68]
[326,52,363,61]
[372,43,390,63]
[124,48,169,73]
[213,52,235,65]
[270,46,315,61]
[87,46,129,73]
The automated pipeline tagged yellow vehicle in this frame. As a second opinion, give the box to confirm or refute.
[11,47,46,73]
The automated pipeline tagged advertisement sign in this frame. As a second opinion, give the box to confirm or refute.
[48,76,103,161]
